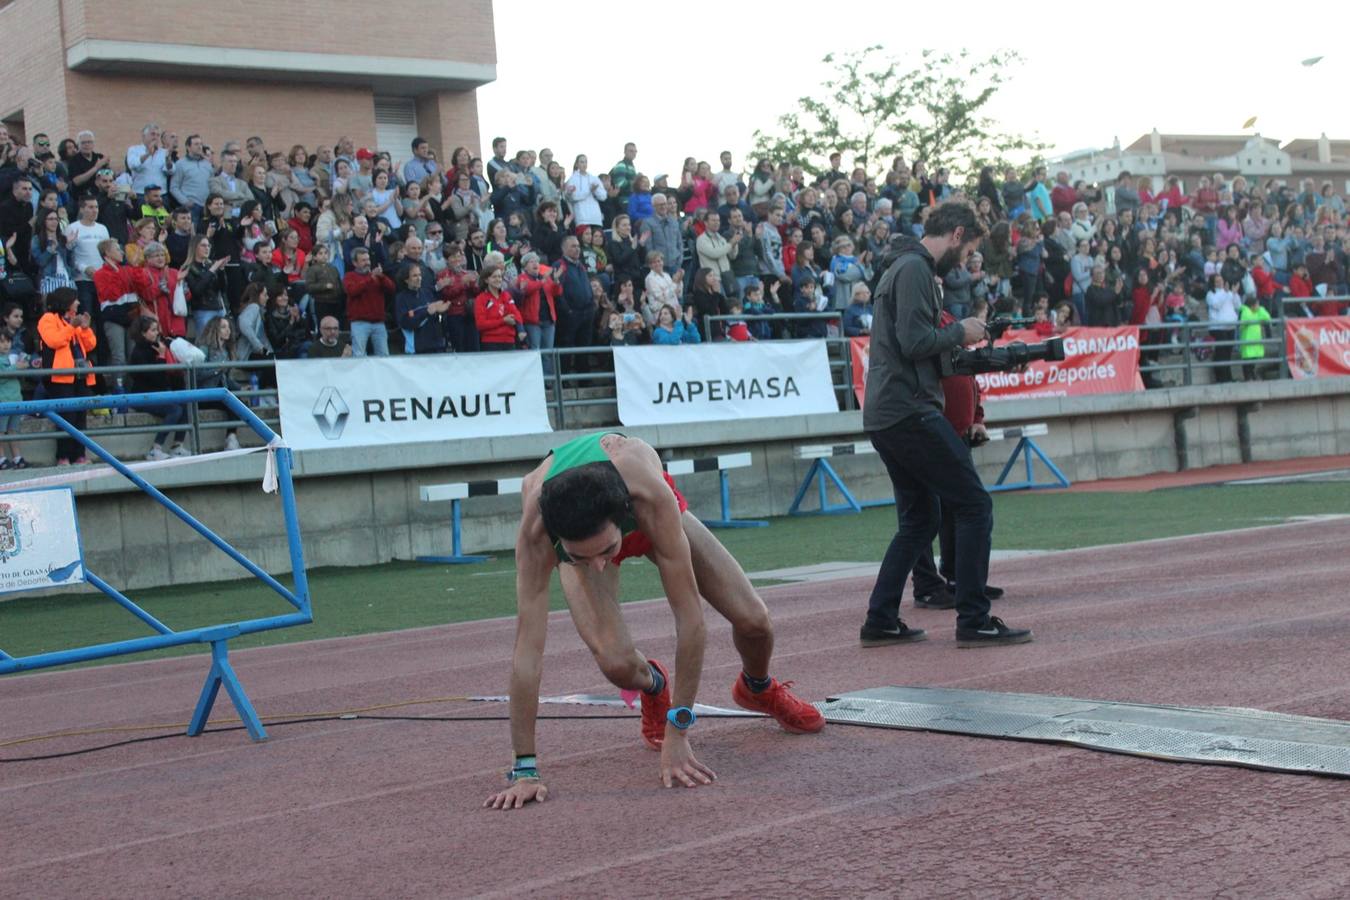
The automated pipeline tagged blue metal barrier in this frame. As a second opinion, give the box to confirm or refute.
[0,388,310,742]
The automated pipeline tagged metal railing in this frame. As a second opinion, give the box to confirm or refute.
[0,359,279,455]
[701,311,844,342]
[1,296,1343,451]
[1137,295,1349,386]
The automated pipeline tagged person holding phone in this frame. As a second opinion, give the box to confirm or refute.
[37,288,96,465]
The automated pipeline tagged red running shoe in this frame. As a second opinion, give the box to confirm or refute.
[732,677,826,734]
[639,659,672,750]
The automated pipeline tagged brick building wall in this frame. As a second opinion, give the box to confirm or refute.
[67,0,494,63]
[64,72,382,162]
[1,0,494,164]
[0,0,72,142]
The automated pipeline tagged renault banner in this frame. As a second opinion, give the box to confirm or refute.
[276,352,552,450]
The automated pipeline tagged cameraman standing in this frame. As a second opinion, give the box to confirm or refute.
[859,202,1033,649]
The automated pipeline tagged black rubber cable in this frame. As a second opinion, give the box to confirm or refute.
[0,712,765,763]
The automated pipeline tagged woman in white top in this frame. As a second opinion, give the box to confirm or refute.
[369,170,402,231]
[1205,273,1242,384]
[563,154,607,228]
[642,250,680,325]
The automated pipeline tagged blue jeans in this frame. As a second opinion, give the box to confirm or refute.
[193,309,224,336]
[350,320,389,357]
[865,411,993,631]
[525,321,556,374]
[134,401,188,447]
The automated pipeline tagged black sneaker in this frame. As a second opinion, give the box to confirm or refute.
[913,586,957,609]
[955,616,1033,648]
[859,621,928,648]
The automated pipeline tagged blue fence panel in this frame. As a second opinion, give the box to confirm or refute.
[0,388,310,741]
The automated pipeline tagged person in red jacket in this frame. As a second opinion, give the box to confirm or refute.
[135,242,187,339]
[342,245,394,356]
[92,238,151,372]
[436,242,480,353]
[515,251,561,370]
[473,265,524,351]
[1248,254,1282,314]
[908,307,1003,608]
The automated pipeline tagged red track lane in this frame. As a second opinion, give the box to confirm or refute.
[4,518,1350,897]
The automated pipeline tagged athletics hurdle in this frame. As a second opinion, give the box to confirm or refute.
[788,442,888,515]
[663,452,767,529]
[416,478,524,564]
[0,388,310,742]
[415,451,766,563]
[984,424,1071,492]
[788,424,1068,514]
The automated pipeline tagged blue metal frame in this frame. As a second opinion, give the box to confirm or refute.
[701,469,769,529]
[987,437,1072,493]
[0,388,311,742]
[789,434,1071,513]
[788,459,893,516]
[416,498,491,565]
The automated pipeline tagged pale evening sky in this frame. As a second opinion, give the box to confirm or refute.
[478,0,1343,180]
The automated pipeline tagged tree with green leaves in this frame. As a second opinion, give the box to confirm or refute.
[750,46,1046,185]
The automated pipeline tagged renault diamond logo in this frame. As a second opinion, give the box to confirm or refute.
[313,387,350,440]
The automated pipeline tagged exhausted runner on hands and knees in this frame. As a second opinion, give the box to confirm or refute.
[485,432,824,810]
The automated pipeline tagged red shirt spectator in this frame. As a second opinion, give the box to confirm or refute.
[135,261,187,338]
[1153,184,1188,210]
[1288,271,1313,299]
[1250,265,1278,300]
[343,263,394,323]
[437,267,478,317]
[1193,186,1219,215]
[272,246,307,283]
[93,256,151,316]
[474,287,523,345]
[515,266,560,326]
[1050,183,1078,216]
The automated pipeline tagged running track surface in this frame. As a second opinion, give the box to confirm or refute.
[1066,452,1350,491]
[5,518,1350,897]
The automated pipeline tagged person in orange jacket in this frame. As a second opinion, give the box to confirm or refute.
[473,265,524,351]
[37,287,98,465]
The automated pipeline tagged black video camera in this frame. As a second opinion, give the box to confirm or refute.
[939,316,1066,377]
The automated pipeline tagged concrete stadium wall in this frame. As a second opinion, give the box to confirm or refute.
[13,377,1350,593]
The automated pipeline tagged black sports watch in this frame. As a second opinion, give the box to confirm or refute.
[666,706,696,730]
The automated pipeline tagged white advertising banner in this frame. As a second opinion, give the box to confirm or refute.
[612,341,837,427]
[0,488,86,596]
[276,353,552,450]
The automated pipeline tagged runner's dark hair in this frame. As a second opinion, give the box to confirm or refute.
[539,462,632,541]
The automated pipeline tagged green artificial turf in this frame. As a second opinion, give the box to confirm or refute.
[1,481,1345,669]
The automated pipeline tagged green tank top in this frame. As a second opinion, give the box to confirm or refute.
[544,432,617,482]
[542,432,636,562]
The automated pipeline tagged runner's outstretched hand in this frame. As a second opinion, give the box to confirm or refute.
[484,779,548,810]
[660,731,716,788]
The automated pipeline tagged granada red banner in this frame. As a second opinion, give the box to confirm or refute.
[1285,316,1350,380]
[850,335,870,407]
[849,326,1143,408]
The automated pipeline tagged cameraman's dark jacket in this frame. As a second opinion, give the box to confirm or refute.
[862,236,966,430]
